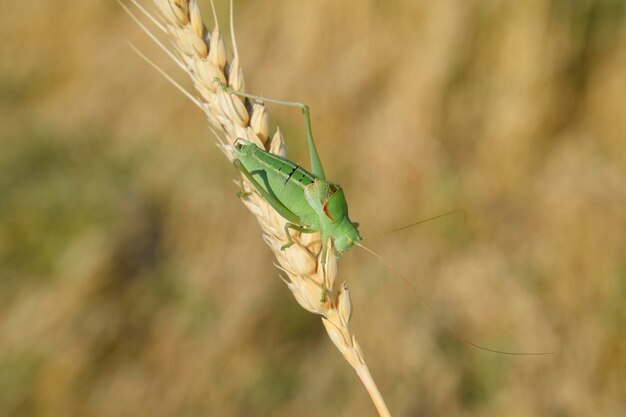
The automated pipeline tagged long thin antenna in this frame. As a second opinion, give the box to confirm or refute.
[355,242,553,356]
[363,210,467,240]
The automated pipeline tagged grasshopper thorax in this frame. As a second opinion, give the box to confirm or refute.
[333,220,361,255]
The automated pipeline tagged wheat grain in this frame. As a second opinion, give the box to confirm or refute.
[124,1,392,415]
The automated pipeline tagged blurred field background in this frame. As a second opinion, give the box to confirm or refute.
[1,1,625,416]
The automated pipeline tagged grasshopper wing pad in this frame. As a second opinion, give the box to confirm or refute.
[304,180,337,222]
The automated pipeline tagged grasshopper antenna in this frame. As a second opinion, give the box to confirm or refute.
[362,209,467,241]
[355,242,554,356]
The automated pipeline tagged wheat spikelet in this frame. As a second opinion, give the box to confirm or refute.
[124,1,392,415]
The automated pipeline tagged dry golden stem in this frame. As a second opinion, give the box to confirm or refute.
[125,1,392,415]
[356,365,392,417]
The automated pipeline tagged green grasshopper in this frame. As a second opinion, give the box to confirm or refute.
[234,141,361,257]
[218,82,360,300]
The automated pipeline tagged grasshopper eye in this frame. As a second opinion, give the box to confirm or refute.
[234,142,244,151]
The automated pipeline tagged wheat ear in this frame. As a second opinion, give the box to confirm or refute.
[124,1,392,415]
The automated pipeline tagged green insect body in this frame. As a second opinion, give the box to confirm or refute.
[217,79,362,301]
[234,140,361,257]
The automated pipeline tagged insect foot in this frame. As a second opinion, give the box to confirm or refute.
[280,242,294,251]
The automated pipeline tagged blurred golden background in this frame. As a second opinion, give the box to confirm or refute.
[1,1,625,416]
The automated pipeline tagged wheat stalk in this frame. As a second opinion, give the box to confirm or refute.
[123,1,392,415]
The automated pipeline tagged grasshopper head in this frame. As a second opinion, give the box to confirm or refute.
[333,219,361,255]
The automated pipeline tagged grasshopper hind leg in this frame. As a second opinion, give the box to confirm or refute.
[215,79,326,180]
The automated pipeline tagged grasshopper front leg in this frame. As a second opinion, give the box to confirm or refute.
[284,223,330,303]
